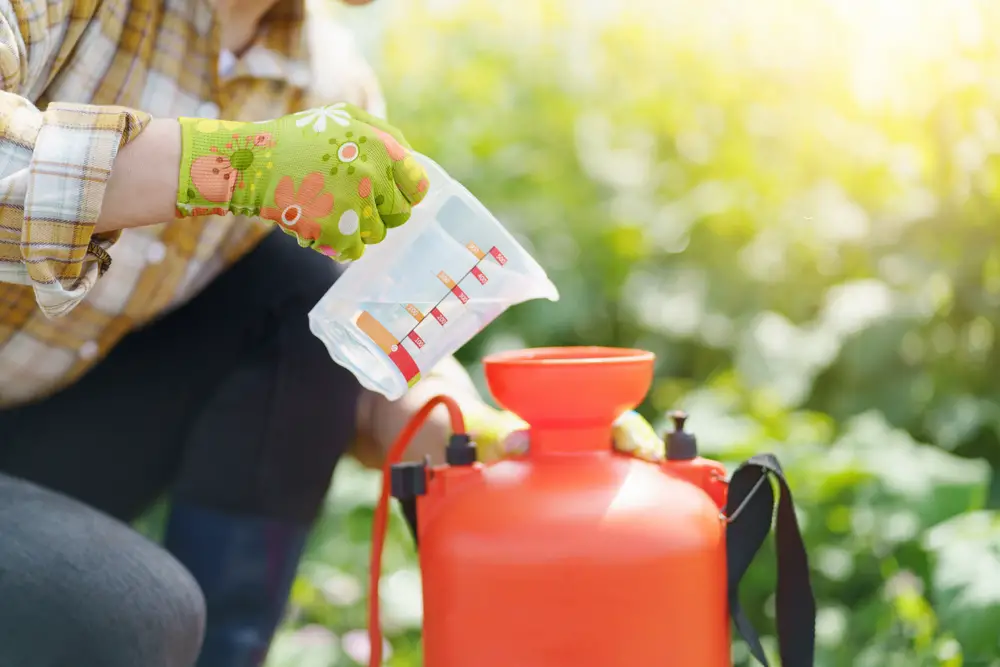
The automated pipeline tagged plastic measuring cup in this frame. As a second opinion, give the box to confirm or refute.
[308,152,560,401]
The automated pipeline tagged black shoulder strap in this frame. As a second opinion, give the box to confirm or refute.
[725,453,816,666]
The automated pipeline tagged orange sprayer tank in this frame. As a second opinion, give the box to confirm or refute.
[383,347,816,667]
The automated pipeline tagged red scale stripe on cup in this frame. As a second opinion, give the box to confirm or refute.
[407,331,425,348]
[451,285,470,304]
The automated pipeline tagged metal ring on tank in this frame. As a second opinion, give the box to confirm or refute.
[721,474,769,524]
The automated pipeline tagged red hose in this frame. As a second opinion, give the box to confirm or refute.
[368,395,466,667]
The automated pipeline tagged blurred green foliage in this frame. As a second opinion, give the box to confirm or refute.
[266,0,1000,665]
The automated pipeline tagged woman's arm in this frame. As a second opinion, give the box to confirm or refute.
[0,0,190,317]
[0,92,155,318]
[95,119,181,233]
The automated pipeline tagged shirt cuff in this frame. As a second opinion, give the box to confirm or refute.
[23,103,151,318]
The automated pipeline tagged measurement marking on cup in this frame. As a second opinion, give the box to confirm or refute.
[436,271,456,289]
[466,242,486,260]
[435,271,470,303]
[408,331,425,348]
[408,245,505,339]
[404,304,425,322]
[431,308,448,326]
[356,243,510,387]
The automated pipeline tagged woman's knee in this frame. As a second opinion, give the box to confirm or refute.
[0,474,206,667]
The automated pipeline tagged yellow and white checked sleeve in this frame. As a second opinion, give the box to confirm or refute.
[0,3,150,318]
[0,0,384,406]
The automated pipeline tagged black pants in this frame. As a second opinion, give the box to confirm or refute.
[0,230,360,666]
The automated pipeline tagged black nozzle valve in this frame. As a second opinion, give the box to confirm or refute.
[666,410,698,461]
[390,461,428,500]
[446,433,478,466]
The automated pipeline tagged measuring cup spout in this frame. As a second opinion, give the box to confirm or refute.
[413,152,561,306]
[517,267,560,303]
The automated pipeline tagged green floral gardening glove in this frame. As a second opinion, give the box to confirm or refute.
[175,103,429,261]
[469,409,666,463]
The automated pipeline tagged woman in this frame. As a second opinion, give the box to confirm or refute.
[0,0,658,663]
[0,0,433,665]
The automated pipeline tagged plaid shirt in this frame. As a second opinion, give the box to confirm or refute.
[0,0,384,406]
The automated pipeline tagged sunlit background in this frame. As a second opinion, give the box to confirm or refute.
[262,0,1000,664]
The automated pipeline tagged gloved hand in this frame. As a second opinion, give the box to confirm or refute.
[468,409,665,463]
[175,103,429,262]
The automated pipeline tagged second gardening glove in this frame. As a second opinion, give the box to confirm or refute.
[175,103,429,262]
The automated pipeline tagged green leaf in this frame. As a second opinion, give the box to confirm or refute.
[924,512,1000,659]
[379,568,424,631]
[268,625,340,667]
[833,412,989,531]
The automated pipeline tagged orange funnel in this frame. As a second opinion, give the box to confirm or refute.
[482,346,655,455]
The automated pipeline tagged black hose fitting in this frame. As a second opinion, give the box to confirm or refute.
[446,433,478,466]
